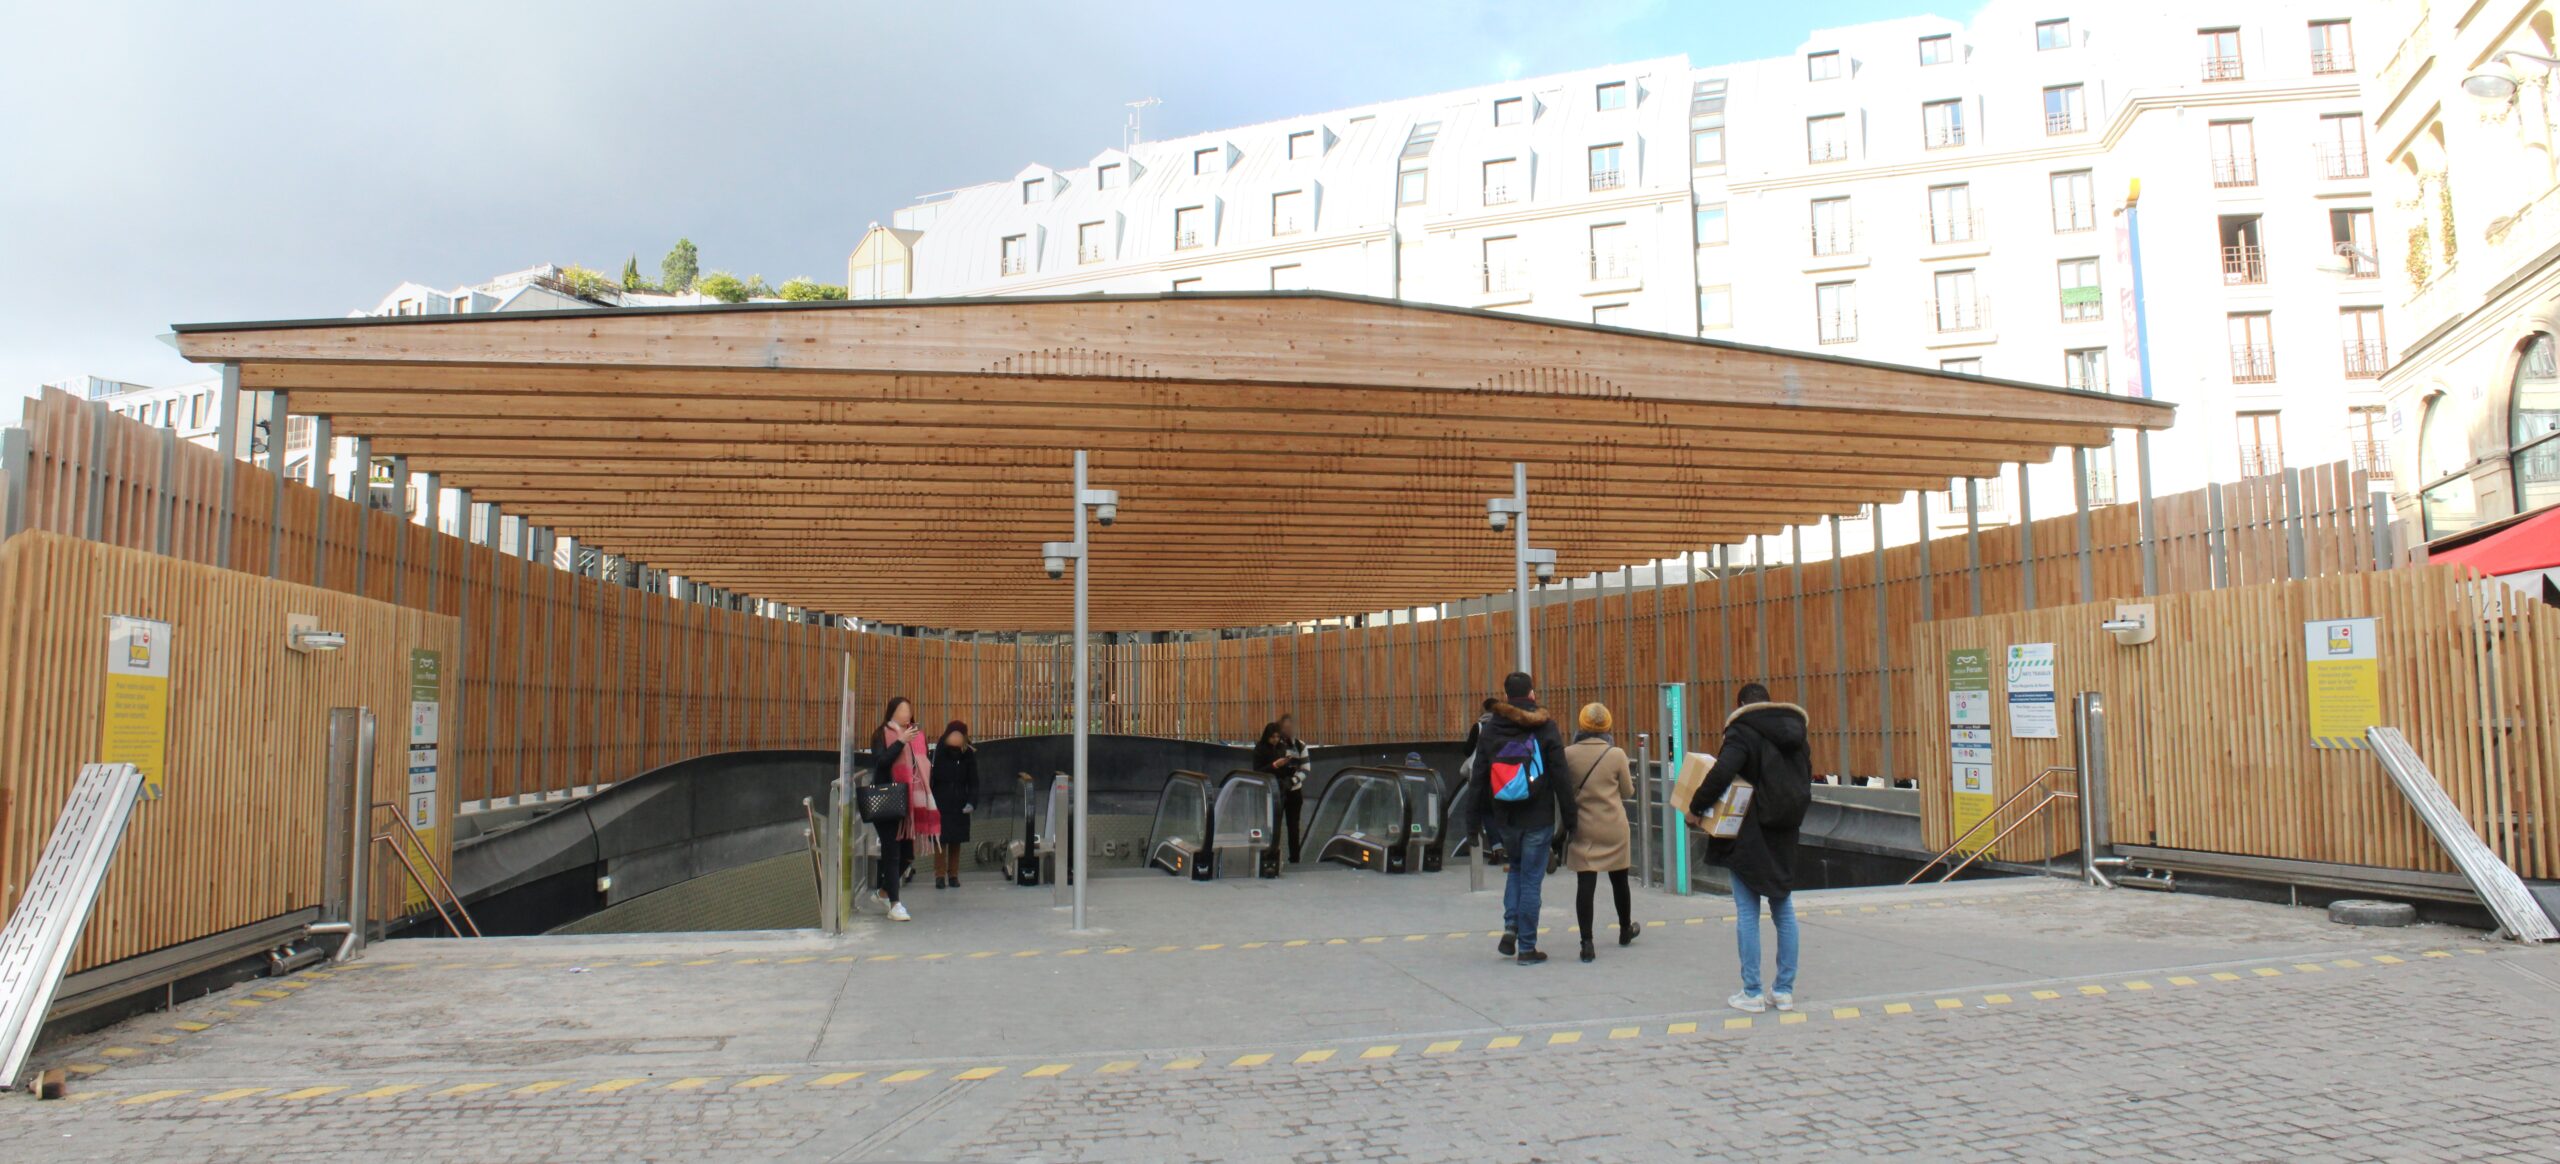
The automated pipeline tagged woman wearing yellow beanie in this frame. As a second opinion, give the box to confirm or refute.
[1562,702,1637,962]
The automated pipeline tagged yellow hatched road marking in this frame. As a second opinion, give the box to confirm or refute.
[1985,993,2013,1005]
[1425,1040,1463,1054]
[1285,940,1310,948]
[1667,1022,1698,1035]
[100,1046,141,1058]
[2079,985,2109,995]
[1164,1059,1203,1071]
[634,960,668,967]
[582,1079,644,1094]
[954,1067,1004,1081]
[1013,951,1041,959]
[2294,963,2326,973]
[668,1077,722,1090]
[434,1082,499,1097]
[1026,1064,1073,1078]
[2373,954,2405,964]
[200,1088,267,1103]
[1361,1045,1399,1059]
[683,959,717,966]
[807,1073,861,1088]
[1295,1049,1335,1064]
[2210,972,2242,982]
[1097,1061,1139,1075]
[2252,967,2283,977]
[356,1084,422,1099]
[1231,1053,1272,1067]
[1831,1007,1861,1020]
[2031,990,2062,1000]
[510,1081,568,1096]
[1779,1013,1808,1025]
[780,957,817,965]
[1935,999,1965,1010]
[1724,1018,1754,1030]
[1487,1036,1523,1050]
[1609,1027,1640,1040]
[2126,981,2155,991]
[1548,1031,1582,1045]
[2333,958,2362,968]
[735,1074,791,1089]
[120,1089,191,1105]
[1196,944,1225,951]
[2167,976,2198,986]
[1883,1003,1913,1015]
[280,1086,347,1100]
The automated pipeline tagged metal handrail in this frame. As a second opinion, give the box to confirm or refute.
[1903,766,2076,884]
[1933,789,2079,883]
[370,802,483,937]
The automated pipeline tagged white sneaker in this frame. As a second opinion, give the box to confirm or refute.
[1727,990,1767,1013]
[1772,992,1795,1012]
[888,902,912,922]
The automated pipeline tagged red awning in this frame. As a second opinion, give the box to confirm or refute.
[2430,505,2560,575]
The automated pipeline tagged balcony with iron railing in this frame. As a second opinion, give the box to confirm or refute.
[1808,138,1852,164]
[1078,244,1106,264]
[1925,295,1992,334]
[2311,47,2355,75]
[1480,260,1532,295]
[1816,310,1859,345]
[2060,287,2104,323]
[2334,241,2379,279]
[2237,443,2283,477]
[1483,184,1517,206]
[1937,477,2007,517]
[2045,109,2085,135]
[2211,156,2258,188]
[2084,462,2118,505]
[1588,168,1624,192]
[1925,207,1985,247]
[1000,255,1027,275]
[1587,248,1642,282]
[2343,341,2390,379]
[2202,54,2245,81]
[2230,346,2277,384]
[2222,244,2266,285]
[1924,123,1967,150]
[1809,221,1857,257]
[2316,144,2369,180]
[2350,437,2394,481]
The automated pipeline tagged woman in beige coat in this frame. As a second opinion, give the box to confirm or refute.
[1564,703,1639,963]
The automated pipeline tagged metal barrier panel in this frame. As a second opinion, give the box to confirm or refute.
[0,763,148,1090]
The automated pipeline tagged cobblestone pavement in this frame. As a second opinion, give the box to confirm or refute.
[4,874,2555,1162]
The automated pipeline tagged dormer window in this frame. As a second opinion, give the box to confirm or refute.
[1022,178,1046,204]
[1595,81,1627,110]
[1288,130,1317,160]
[1494,97,1524,127]
[1808,50,1843,81]
[1097,163,1122,189]
[1193,147,1221,175]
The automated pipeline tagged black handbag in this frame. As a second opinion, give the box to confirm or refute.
[855,780,908,824]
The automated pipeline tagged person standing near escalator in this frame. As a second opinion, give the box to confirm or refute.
[1255,718,1309,862]
[928,721,977,889]
[869,697,940,922]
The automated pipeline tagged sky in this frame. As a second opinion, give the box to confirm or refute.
[0,0,1935,400]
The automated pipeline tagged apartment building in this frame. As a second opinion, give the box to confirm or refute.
[853,3,2377,549]
[2368,1,2560,542]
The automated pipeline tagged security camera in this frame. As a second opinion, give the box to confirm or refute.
[1094,502,1117,527]
[1535,560,1556,582]
[1044,556,1066,579]
[1486,498,1514,530]
[1489,509,1510,532]
[1040,540,1078,580]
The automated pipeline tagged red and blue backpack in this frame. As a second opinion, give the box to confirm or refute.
[1488,733,1542,802]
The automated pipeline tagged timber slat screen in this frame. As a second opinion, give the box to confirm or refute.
[14,390,2381,798]
[1909,567,2560,880]
[0,533,458,974]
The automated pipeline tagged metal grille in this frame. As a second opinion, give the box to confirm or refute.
[0,764,147,1090]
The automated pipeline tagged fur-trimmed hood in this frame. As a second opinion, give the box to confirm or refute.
[1488,700,1552,728]
[1724,701,1809,753]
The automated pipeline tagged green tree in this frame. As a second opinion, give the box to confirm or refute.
[779,277,849,301]
[622,255,642,289]
[556,265,616,302]
[696,270,749,303]
[661,238,699,293]
[743,274,776,299]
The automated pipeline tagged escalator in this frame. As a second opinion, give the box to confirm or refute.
[1144,770,1281,880]
[1302,765,1448,873]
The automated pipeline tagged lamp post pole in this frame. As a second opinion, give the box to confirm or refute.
[1072,450,1091,931]
[1512,463,1532,673]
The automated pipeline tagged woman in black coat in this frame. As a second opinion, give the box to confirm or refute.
[928,721,978,888]
[1688,682,1813,1013]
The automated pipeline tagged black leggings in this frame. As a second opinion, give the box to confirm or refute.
[873,819,911,903]
[1576,869,1632,942]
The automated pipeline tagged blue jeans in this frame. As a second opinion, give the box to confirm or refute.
[1732,878,1799,996]
[1496,825,1554,952]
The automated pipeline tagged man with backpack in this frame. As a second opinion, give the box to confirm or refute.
[1687,682,1814,1011]
[1470,672,1575,965]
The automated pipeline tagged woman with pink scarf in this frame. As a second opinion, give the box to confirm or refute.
[868,696,941,921]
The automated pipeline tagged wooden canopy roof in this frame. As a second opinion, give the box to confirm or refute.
[174,292,2173,631]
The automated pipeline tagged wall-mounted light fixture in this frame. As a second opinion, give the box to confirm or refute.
[286,613,347,654]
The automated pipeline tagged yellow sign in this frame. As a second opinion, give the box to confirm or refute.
[404,649,443,912]
[102,615,173,799]
[2304,617,2380,749]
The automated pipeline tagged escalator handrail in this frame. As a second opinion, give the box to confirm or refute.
[1331,765,1444,847]
[1145,770,1215,859]
[1210,770,1279,845]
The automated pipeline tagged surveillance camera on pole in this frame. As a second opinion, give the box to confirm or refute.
[1041,541,1078,580]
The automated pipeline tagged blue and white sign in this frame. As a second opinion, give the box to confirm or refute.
[2005,642,2058,740]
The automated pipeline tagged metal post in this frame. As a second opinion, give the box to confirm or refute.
[2015,462,2036,609]
[82,399,108,542]
[2072,692,2114,888]
[385,454,407,602]
[2206,484,2229,589]
[2136,429,2160,596]
[1915,491,1934,616]
[0,426,29,541]
[1511,463,1531,674]
[307,414,333,585]
[266,391,289,579]
[1635,733,1652,887]
[1828,516,1849,774]
[1790,526,1807,704]
[2072,447,2095,604]
[1874,511,1894,784]
[350,434,373,593]
[154,426,177,556]
[1963,479,1984,616]
[2369,489,2394,569]
[1072,450,1091,930]
[214,364,241,569]
[2283,467,2307,580]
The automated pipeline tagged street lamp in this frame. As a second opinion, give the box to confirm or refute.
[2465,51,2560,102]
[1040,450,1118,931]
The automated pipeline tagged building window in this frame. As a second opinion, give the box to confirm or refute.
[2236,410,2285,477]
[1097,163,1122,189]
[1171,277,1202,292]
[1699,286,1733,330]
[1398,167,1427,205]
[2043,85,2085,135]
[2209,120,2256,187]
[2318,114,2368,179]
[1193,147,1221,175]
[1588,222,1633,280]
[1810,196,1854,256]
[1926,183,1976,244]
[1923,99,1966,149]
[2036,18,2071,51]
[1807,114,1850,162]
[1078,221,1107,265]
[1272,189,1307,235]
[2085,445,2119,504]
[1816,281,1857,344]
[2420,395,2480,536]
[1588,143,1624,191]
[1269,264,1305,291]
[1808,50,1843,81]
[2058,258,2102,321]
[2349,405,2393,482]
[1693,127,1725,165]
[1691,79,1727,167]
[2341,307,2388,379]
[1941,357,1983,376]
[1174,206,1204,250]
[2220,214,2266,284]
[1931,268,1987,333]
[1483,158,1519,205]
[999,234,1026,276]
[2064,347,2109,393]
[1482,235,1524,293]
[2050,169,2096,233]
[2201,27,2244,81]
[2514,334,2560,513]
[1288,130,1317,160]
[1696,202,1728,246]
[2229,312,2277,383]
[1591,302,1631,326]
[1494,96,1524,127]
[2332,209,2378,278]
[1596,81,1628,110]
[2309,19,2354,74]
[1022,178,1046,204]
